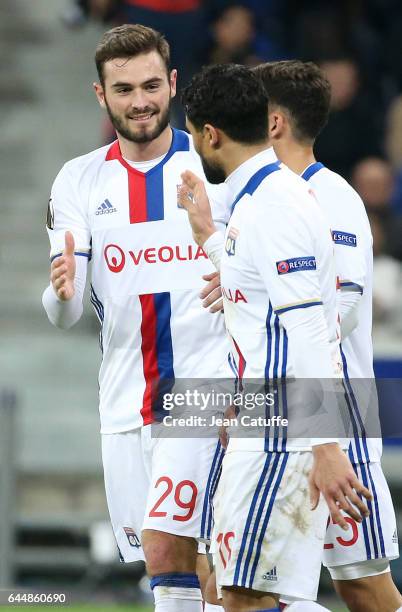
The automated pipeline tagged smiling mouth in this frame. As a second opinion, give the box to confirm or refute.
[129,112,155,122]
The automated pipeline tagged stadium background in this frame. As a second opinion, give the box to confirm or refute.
[1,0,402,610]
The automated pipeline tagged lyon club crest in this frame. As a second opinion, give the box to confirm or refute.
[225,227,239,257]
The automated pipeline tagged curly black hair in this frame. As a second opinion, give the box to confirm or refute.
[182,63,268,145]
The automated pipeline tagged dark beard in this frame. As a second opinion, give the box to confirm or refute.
[200,156,226,184]
[105,99,171,144]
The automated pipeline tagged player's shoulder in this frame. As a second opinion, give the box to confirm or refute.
[311,166,369,224]
[256,162,313,208]
[313,167,364,207]
[58,143,113,182]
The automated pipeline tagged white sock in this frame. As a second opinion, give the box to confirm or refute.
[153,585,202,611]
[285,603,331,611]
[204,604,224,611]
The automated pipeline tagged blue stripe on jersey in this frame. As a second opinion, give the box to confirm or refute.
[227,352,240,395]
[200,441,224,540]
[90,284,104,322]
[339,281,364,295]
[228,351,239,376]
[354,463,372,559]
[234,453,273,585]
[248,453,288,586]
[231,161,281,215]
[143,129,189,220]
[264,304,274,453]
[238,453,288,587]
[301,162,325,181]
[90,285,104,353]
[264,305,289,452]
[272,314,281,452]
[275,300,323,315]
[356,459,387,560]
[167,128,190,159]
[50,251,91,263]
[360,462,378,558]
[280,330,288,452]
[153,293,175,421]
[367,462,386,557]
[341,346,369,464]
[146,166,165,221]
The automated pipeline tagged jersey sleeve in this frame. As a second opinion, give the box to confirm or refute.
[248,202,324,314]
[206,182,232,231]
[46,163,91,261]
[333,227,368,296]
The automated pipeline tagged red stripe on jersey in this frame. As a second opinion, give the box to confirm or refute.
[105,140,148,223]
[128,171,147,223]
[232,337,246,389]
[105,140,120,161]
[139,294,160,425]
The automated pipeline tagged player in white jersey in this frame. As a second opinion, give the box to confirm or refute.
[180,63,372,612]
[42,24,232,612]
[253,60,401,611]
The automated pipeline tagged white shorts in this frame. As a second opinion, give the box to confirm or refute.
[101,426,220,562]
[323,461,399,573]
[213,450,328,601]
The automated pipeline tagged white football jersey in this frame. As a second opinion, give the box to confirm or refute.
[302,162,381,463]
[221,148,340,452]
[47,128,232,433]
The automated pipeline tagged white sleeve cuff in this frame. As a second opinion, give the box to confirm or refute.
[42,255,87,329]
[203,231,225,271]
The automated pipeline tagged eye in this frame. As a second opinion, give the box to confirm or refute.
[146,84,159,91]
[117,87,131,94]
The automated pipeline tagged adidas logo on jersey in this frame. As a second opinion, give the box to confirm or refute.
[393,529,398,544]
[262,566,278,581]
[95,199,117,215]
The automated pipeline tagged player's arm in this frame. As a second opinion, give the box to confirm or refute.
[42,164,91,329]
[339,290,362,338]
[332,207,368,339]
[179,170,224,271]
[249,202,372,527]
[196,180,231,310]
[42,232,88,329]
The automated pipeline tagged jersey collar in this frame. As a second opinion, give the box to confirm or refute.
[301,161,325,181]
[225,146,278,198]
[105,127,190,176]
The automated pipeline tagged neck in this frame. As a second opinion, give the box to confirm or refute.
[223,140,271,177]
[273,137,315,175]
[117,125,173,161]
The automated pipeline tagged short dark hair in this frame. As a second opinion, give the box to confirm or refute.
[182,64,268,145]
[253,60,331,142]
[95,24,170,85]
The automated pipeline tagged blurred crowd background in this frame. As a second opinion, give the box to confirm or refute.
[0,0,401,609]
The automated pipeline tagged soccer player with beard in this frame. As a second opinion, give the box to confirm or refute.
[180,63,372,612]
[42,24,231,612]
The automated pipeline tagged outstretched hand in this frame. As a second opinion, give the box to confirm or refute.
[50,231,76,301]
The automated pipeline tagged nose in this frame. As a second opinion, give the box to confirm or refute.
[130,89,149,110]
